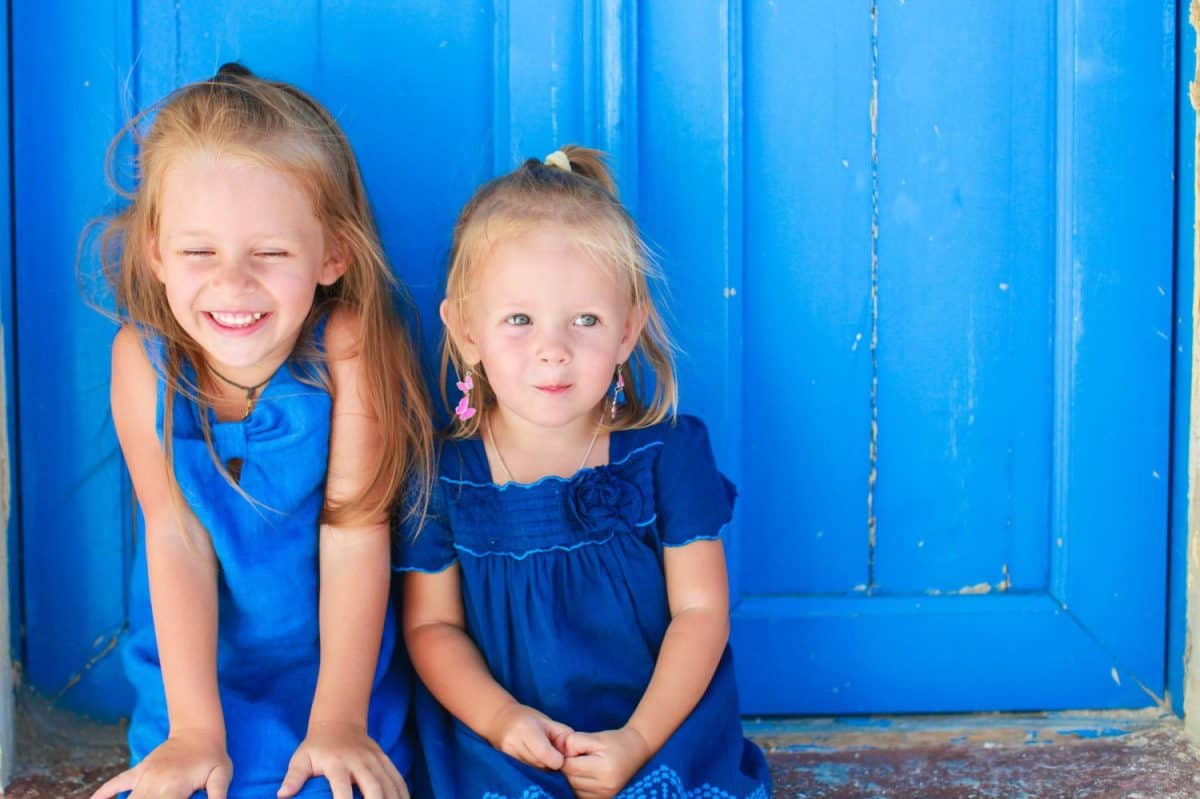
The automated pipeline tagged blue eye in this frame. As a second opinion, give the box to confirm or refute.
[506,313,531,326]
[574,314,599,327]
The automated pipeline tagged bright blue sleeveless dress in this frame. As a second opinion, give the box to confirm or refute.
[397,415,770,799]
[122,321,416,798]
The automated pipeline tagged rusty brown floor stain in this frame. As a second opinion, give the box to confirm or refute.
[755,711,1200,798]
[8,700,1200,798]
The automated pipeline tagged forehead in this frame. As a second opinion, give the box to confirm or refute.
[473,227,628,304]
[157,150,318,235]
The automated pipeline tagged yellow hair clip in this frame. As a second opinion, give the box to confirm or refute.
[544,150,572,173]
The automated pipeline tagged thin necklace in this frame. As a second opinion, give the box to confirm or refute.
[208,365,274,420]
[486,414,603,484]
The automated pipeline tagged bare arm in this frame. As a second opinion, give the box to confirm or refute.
[403,566,515,736]
[404,560,573,768]
[90,327,229,799]
[309,308,391,728]
[562,539,730,798]
[277,307,406,799]
[114,327,226,737]
[627,539,730,749]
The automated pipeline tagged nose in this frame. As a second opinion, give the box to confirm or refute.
[536,329,571,365]
[210,255,256,294]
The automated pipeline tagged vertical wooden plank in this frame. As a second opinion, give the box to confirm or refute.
[13,0,134,717]
[319,1,495,355]
[740,0,874,596]
[1170,0,1191,717]
[637,1,740,553]
[501,0,586,163]
[873,1,1055,595]
[1056,0,1174,691]
[582,0,637,212]
[137,0,321,97]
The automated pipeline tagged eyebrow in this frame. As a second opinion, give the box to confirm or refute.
[164,231,302,242]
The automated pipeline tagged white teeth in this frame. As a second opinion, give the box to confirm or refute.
[210,311,265,327]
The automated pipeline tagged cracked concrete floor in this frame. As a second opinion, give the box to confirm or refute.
[7,694,1200,798]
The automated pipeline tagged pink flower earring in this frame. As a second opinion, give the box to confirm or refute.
[455,371,477,421]
[609,364,626,420]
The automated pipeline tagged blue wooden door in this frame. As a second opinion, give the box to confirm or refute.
[724,1,1175,713]
[12,1,1177,719]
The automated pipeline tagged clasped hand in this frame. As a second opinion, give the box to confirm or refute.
[489,704,652,799]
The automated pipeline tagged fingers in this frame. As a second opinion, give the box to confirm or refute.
[325,764,354,799]
[544,719,574,754]
[378,753,408,799]
[564,731,600,758]
[563,771,605,799]
[532,730,566,770]
[345,754,401,799]
[515,734,560,770]
[205,763,233,799]
[561,751,598,780]
[89,767,139,799]
[355,764,384,799]
[277,751,313,798]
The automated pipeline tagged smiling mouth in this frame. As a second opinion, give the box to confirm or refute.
[206,311,270,331]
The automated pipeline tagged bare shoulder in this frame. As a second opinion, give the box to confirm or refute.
[110,326,157,414]
[110,326,174,523]
[323,304,365,363]
[111,324,151,371]
[323,305,373,413]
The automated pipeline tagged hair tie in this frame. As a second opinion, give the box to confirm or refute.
[212,62,253,85]
[544,150,572,173]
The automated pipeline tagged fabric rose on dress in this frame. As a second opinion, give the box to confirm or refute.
[565,468,647,534]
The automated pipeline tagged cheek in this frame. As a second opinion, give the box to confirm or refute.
[160,277,192,313]
[275,281,317,312]
[575,331,624,362]
[476,337,524,375]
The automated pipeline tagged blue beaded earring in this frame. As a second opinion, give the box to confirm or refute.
[609,364,626,420]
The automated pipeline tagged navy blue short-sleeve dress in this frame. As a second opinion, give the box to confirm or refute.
[398,415,770,799]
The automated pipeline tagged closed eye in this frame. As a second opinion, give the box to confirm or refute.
[255,250,290,258]
[505,313,531,326]
[181,249,214,257]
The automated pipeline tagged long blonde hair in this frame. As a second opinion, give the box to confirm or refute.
[441,145,678,438]
[95,63,431,526]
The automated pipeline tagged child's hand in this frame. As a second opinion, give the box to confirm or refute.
[88,729,232,799]
[277,721,409,799]
[561,727,652,799]
[486,702,574,770]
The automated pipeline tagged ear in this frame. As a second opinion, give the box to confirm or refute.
[145,232,166,283]
[617,302,649,362]
[440,298,482,366]
[318,236,350,286]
